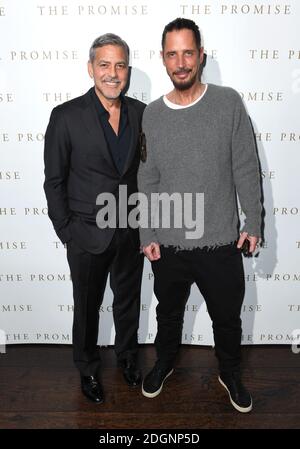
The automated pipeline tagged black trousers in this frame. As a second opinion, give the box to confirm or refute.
[66,229,144,376]
[151,243,245,374]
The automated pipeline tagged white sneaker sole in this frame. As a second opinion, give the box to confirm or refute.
[142,369,174,398]
[218,376,252,413]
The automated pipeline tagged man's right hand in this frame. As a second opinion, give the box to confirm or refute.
[142,242,161,261]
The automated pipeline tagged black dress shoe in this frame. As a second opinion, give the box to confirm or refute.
[119,359,142,387]
[81,376,104,403]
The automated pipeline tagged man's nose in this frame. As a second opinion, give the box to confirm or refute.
[177,54,185,68]
[109,65,117,78]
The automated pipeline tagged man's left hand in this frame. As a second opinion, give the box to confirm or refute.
[237,232,259,254]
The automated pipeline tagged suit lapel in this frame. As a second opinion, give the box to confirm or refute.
[122,99,138,175]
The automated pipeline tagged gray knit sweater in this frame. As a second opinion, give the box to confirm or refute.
[137,83,262,250]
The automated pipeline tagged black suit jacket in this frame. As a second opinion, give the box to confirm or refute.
[44,88,146,254]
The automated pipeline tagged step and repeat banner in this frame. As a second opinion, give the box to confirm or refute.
[0,0,299,348]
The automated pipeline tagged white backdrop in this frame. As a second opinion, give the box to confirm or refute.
[0,0,299,348]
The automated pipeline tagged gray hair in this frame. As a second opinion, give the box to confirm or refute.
[89,33,130,64]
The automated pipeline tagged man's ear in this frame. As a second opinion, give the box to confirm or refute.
[199,47,205,65]
[160,50,166,67]
[87,60,94,79]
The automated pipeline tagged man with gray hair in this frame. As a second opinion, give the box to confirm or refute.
[44,34,145,403]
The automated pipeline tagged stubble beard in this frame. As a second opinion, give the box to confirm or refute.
[98,83,122,101]
[171,71,199,91]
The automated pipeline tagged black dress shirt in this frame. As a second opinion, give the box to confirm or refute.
[91,88,131,175]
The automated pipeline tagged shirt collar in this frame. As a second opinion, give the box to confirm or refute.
[91,87,127,117]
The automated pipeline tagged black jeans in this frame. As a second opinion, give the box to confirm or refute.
[151,243,245,374]
[67,228,144,376]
